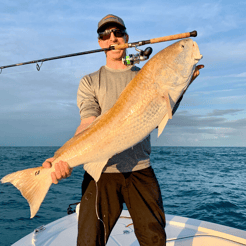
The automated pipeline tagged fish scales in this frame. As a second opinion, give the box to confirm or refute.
[56,81,161,167]
[55,74,158,166]
[1,38,202,218]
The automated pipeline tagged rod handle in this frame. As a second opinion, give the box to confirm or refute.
[190,30,197,37]
[150,30,197,44]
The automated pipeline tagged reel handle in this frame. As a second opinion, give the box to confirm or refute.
[143,47,152,57]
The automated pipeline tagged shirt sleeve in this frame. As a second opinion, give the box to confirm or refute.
[77,75,101,119]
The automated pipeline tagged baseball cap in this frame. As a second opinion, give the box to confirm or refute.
[97,14,126,33]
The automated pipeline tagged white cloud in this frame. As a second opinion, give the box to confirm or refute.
[235,72,246,78]
[207,109,244,116]
[200,41,246,71]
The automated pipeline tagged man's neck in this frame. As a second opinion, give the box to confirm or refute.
[106,58,128,70]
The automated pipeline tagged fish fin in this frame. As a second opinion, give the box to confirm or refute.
[162,90,172,120]
[84,160,109,182]
[1,166,52,218]
[158,114,169,137]
[157,90,173,137]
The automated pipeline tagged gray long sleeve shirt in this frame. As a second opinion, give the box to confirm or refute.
[77,65,151,173]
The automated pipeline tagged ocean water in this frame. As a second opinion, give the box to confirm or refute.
[0,146,246,245]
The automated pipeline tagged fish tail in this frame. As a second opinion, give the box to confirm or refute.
[1,166,52,218]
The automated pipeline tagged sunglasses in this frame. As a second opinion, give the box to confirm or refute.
[98,29,126,40]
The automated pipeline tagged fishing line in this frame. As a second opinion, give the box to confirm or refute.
[95,181,107,245]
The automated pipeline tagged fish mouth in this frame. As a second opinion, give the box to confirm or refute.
[192,41,203,62]
[195,54,203,61]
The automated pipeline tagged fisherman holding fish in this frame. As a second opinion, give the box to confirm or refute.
[42,14,203,246]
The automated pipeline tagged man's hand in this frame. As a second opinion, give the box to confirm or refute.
[42,157,73,184]
[190,65,204,85]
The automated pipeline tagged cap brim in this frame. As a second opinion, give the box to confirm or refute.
[97,22,126,33]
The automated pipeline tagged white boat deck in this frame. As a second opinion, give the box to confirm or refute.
[13,209,246,246]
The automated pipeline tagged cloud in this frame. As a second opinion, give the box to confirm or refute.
[207,109,244,116]
[169,109,246,129]
[201,40,246,64]
[201,72,246,80]
[151,109,246,146]
[235,72,246,78]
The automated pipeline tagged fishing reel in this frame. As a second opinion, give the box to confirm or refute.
[122,46,153,66]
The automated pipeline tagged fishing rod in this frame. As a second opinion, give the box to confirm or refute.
[0,30,197,73]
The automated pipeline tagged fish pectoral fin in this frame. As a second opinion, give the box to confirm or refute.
[158,90,173,137]
[83,159,109,182]
[158,114,169,137]
[162,90,172,120]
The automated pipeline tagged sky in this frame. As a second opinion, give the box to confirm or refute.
[0,0,245,147]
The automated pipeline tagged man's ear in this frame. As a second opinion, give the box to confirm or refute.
[125,34,129,43]
[98,38,102,48]
[98,38,107,56]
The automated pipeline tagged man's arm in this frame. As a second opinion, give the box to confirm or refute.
[74,116,96,136]
[42,116,96,184]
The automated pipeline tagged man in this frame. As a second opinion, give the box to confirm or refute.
[43,14,203,245]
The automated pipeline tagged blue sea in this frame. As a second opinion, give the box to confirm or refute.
[0,146,246,245]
